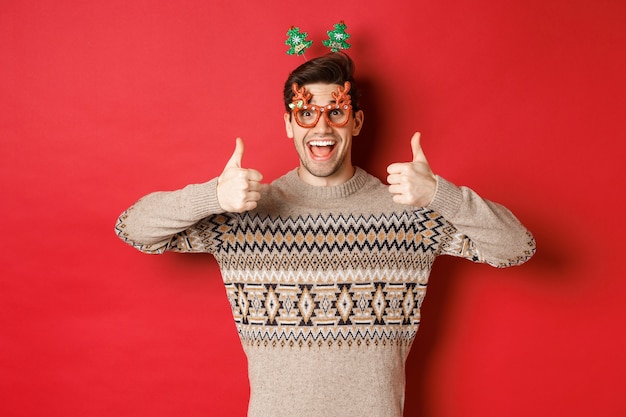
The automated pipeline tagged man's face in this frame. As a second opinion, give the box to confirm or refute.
[284,83,364,186]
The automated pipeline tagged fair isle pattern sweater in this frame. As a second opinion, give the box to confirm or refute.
[116,168,535,417]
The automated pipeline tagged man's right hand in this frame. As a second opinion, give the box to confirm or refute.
[217,138,265,212]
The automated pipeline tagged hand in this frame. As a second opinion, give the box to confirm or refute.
[217,138,265,212]
[387,132,437,207]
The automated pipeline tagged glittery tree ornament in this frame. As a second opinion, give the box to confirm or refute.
[285,26,313,56]
[323,21,351,52]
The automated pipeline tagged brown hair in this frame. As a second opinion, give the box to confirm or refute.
[283,53,360,113]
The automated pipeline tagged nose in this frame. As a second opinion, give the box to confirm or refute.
[312,111,333,133]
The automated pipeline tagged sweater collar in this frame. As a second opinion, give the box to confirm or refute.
[283,167,369,200]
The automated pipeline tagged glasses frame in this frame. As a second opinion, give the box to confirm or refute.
[289,81,353,128]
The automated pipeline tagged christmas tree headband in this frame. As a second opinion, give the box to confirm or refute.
[285,21,351,59]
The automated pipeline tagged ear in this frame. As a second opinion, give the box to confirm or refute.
[284,112,294,138]
[352,110,364,136]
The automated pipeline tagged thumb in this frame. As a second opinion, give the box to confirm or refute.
[225,137,244,168]
[411,132,428,163]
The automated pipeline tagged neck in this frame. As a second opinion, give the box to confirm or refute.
[285,167,368,200]
[297,164,356,187]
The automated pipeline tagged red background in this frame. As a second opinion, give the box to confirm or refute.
[2,1,625,416]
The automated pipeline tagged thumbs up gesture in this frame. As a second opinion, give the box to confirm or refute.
[387,132,437,207]
[217,138,265,212]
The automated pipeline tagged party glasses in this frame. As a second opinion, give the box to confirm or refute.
[289,82,353,128]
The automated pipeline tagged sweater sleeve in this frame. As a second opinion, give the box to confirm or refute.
[427,176,536,267]
[115,178,224,254]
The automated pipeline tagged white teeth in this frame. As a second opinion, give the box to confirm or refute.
[309,140,334,147]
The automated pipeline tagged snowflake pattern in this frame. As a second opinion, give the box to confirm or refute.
[323,21,351,52]
[285,26,313,56]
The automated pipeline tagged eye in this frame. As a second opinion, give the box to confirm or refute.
[296,107,318,126]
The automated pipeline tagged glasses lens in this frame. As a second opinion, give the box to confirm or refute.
[295,107,319,127]
[326,106,349,126]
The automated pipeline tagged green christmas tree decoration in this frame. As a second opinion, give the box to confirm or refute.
[285,26,313,56]
[323,21,351,52]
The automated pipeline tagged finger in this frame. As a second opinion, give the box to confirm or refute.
[249,183,270,198]
[386,173,404,186]
[386,162,407,175]
[244,190,262,203]
[246,181,265,192]
[386,164,398,175]
[387,184,404,195]
[245,169,263,182]
[411,132,428,163]
[225,137,244,168]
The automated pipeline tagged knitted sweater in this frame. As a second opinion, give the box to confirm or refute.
[116,167,535,417]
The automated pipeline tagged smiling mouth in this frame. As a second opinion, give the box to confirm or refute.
[308,140,336,159]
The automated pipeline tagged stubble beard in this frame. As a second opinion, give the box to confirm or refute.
[298,136,346,179]
[299,156,344,178]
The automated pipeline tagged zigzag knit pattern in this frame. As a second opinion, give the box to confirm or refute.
[171,209,468,349]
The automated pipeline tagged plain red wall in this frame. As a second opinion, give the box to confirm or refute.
[2,1,625,416]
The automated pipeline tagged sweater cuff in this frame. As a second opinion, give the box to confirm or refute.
[188,178,223,219]
[427,176,464,219]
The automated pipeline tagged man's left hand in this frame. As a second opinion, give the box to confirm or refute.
[387,132,437,207]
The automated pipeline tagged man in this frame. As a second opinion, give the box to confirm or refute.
[116,53,535,417]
